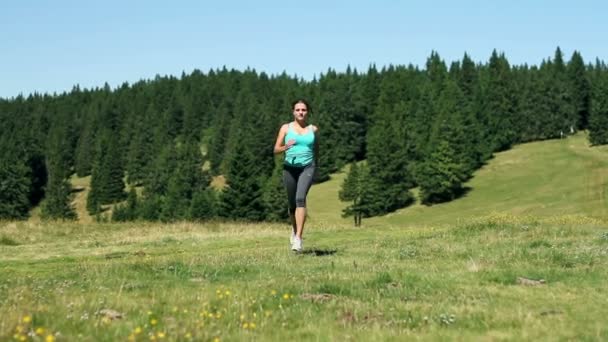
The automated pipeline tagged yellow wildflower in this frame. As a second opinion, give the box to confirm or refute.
[242,323,249,329]
[35,327,45,335]
[46,335,55,342]
[134,326,143,334]
[250,322,256,329]
[282,293,290,300]
[22,316,32,324]
[150,318,158,326]
[157,331,166,339]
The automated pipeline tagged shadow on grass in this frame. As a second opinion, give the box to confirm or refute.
[422,186,473,205]
[302,249,337,256]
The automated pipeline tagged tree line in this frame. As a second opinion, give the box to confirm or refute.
[1,48,607,223]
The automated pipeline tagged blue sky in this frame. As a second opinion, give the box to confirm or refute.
[1,0,606,98]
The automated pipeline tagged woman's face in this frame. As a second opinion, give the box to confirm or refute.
[293,102,308,121]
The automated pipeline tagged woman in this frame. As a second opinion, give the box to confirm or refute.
[273,99,318,252]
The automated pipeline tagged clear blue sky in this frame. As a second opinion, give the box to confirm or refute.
[1,0,606,99]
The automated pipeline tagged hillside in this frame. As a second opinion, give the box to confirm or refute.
[4,133,608,341]
[29,132,607,226]
[308,132,608,227]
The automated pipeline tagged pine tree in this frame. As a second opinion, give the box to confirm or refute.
[339,162,371,226]
[364,114,414,216]
[40,112,77,220]
[189,188,217,221]
[126,103,156,185]
[589,63,608,145]
[219,89,271,220]
[160,140,205,222]
[418,140,467,204]
[263,156,289,222]
[568,51,591,130]
[112,188,139,222]
[0,152,31,220]
[550,47,576,136]
[207,102,232,175]
[87,128,126,213]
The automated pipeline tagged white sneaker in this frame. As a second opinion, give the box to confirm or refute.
[291,237,302,252]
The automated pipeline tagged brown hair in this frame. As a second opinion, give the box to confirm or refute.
[292,99,312,113]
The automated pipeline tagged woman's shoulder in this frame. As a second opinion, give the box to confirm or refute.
[311,124,319,133]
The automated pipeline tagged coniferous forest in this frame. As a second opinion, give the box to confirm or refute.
[1,48,607,222]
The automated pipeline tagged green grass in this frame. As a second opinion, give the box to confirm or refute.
[309,132,608,228]
[1,220,607,341]
[1,132,608,340]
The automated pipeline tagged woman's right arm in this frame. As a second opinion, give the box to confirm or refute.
[273,124,292,154]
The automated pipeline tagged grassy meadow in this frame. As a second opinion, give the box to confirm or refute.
[1,133,608,341]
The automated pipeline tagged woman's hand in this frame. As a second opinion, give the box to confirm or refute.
[285,139,296,150]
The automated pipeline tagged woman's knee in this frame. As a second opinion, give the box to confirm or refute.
[295,197,307,208]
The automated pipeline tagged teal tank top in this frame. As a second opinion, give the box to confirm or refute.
[284,122,315,167]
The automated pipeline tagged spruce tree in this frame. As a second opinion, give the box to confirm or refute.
[189,188,217,221]
[112,188,139,222]
[40,111,77,220]
[418,140,466,204]
[0,152,31,220]
[126,103,156,185]
[339,162,371,226]
[160,140,205,221]
[480,50,517,152]
[263,156,289,222]
[364,114,414,216]
[219,89,271,220]
[589,63,608,145]
[568,51,591,130]
[207,102,232,175]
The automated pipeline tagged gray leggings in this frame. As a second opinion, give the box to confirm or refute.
[283,163,315,214]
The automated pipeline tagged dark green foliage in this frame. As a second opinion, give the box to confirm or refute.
[263,157,289,222]
[40,176,76,220]
[220,87,274,221]
[589,62,608,145]
[1,49,605,221]
[339,162,372,226]
[190,189,217,221]
[112,188,138,222]
[0,153,31,220]
[418,140,467,204]
[479,50,517,152]
[40,111,77,220]
[207,102,232,175]
[138,195,163,221]
[160,140,207,222]
[125,103,156,185]
[568,51,591,130]
[364,115,414,216]
[86,101,126,214]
